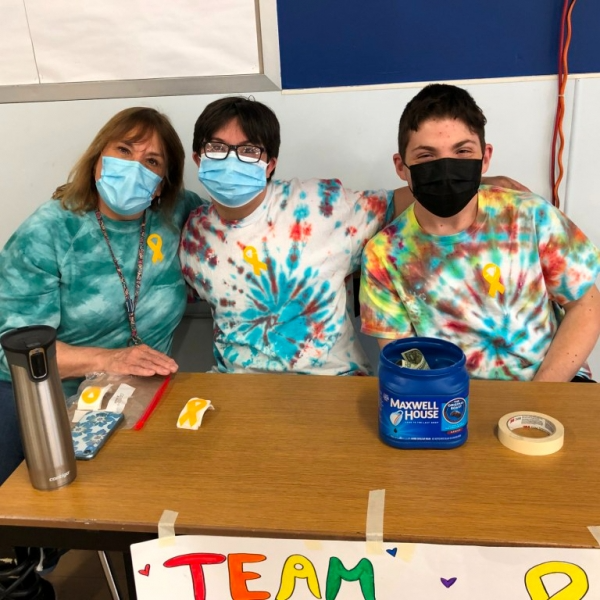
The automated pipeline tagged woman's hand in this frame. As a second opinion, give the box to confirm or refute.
[56,341,179,379]
[102,344,179,377]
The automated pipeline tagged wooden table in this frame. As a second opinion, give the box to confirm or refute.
[0,374,599,593]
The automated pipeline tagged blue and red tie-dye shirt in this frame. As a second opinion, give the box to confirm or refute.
[360,186,600,380]
[180,178,393,375]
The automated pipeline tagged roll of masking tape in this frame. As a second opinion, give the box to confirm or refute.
[497,412,564,456]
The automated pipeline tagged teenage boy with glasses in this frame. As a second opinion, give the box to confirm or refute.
[360,84,600,382]
[180,96,526,376]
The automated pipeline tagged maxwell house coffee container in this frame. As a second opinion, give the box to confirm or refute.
[378,337,469,449]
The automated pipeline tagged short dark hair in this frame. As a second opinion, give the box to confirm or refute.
[193,96,281,167]
[398,84,487,159]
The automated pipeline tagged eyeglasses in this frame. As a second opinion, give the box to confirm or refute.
[203,141,264,164]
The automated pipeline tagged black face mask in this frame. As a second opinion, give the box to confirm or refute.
[406,158,483,218]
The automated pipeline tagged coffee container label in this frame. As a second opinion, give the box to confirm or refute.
[379,391,469,444]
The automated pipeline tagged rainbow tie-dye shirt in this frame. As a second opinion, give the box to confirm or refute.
[360,186,600,380]
[180,178,393,375]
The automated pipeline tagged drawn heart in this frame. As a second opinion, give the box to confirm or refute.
[138,564,151,577]
[441,577,457,588]
[386,547,398,557]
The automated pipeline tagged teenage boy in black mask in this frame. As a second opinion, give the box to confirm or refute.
[360,84,600,382]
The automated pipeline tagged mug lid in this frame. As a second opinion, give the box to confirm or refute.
[0,325,57,355]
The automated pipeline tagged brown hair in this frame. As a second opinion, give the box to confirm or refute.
[53,107,185,213]
[398,84,487,160]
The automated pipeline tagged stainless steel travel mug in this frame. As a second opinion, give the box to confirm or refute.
[1,325,77,490]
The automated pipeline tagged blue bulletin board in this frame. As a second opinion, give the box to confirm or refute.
[277,0,600,89]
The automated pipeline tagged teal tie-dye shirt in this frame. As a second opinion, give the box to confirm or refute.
[180,178,393,375]
[360,186,600,380]
[0,190,202,394]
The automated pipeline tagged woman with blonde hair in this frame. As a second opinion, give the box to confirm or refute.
[0,106,201,485]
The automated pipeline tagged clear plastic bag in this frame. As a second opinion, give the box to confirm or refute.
[67,372,170,430]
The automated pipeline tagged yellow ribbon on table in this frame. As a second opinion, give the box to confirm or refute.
[177,398,214,430]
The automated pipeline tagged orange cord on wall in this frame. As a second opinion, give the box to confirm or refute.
[551,0,577,208]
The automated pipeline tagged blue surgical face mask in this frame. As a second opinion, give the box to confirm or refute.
[96,156,163,216]
[198,154,267,208]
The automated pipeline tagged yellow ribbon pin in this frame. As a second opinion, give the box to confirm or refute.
[177,398,213,430]
[76,384,112,411]
[243,245,267,276]
[147,233,164,263]
[482,263,505,298]
[81,386,102,405]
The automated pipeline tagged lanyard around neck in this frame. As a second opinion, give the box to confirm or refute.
[95,210,147,346]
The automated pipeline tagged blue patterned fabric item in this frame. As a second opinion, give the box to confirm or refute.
[72,410,124,459]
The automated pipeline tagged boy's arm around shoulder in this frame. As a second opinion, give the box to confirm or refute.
[393,187,415,218]
[534,284,600,382]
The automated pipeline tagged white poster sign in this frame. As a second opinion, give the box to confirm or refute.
[131,534,600,599]
[0,0,39,85]
[23,0,260,83]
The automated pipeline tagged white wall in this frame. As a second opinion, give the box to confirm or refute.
[560,77,600,374]
[1,77,599,373]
